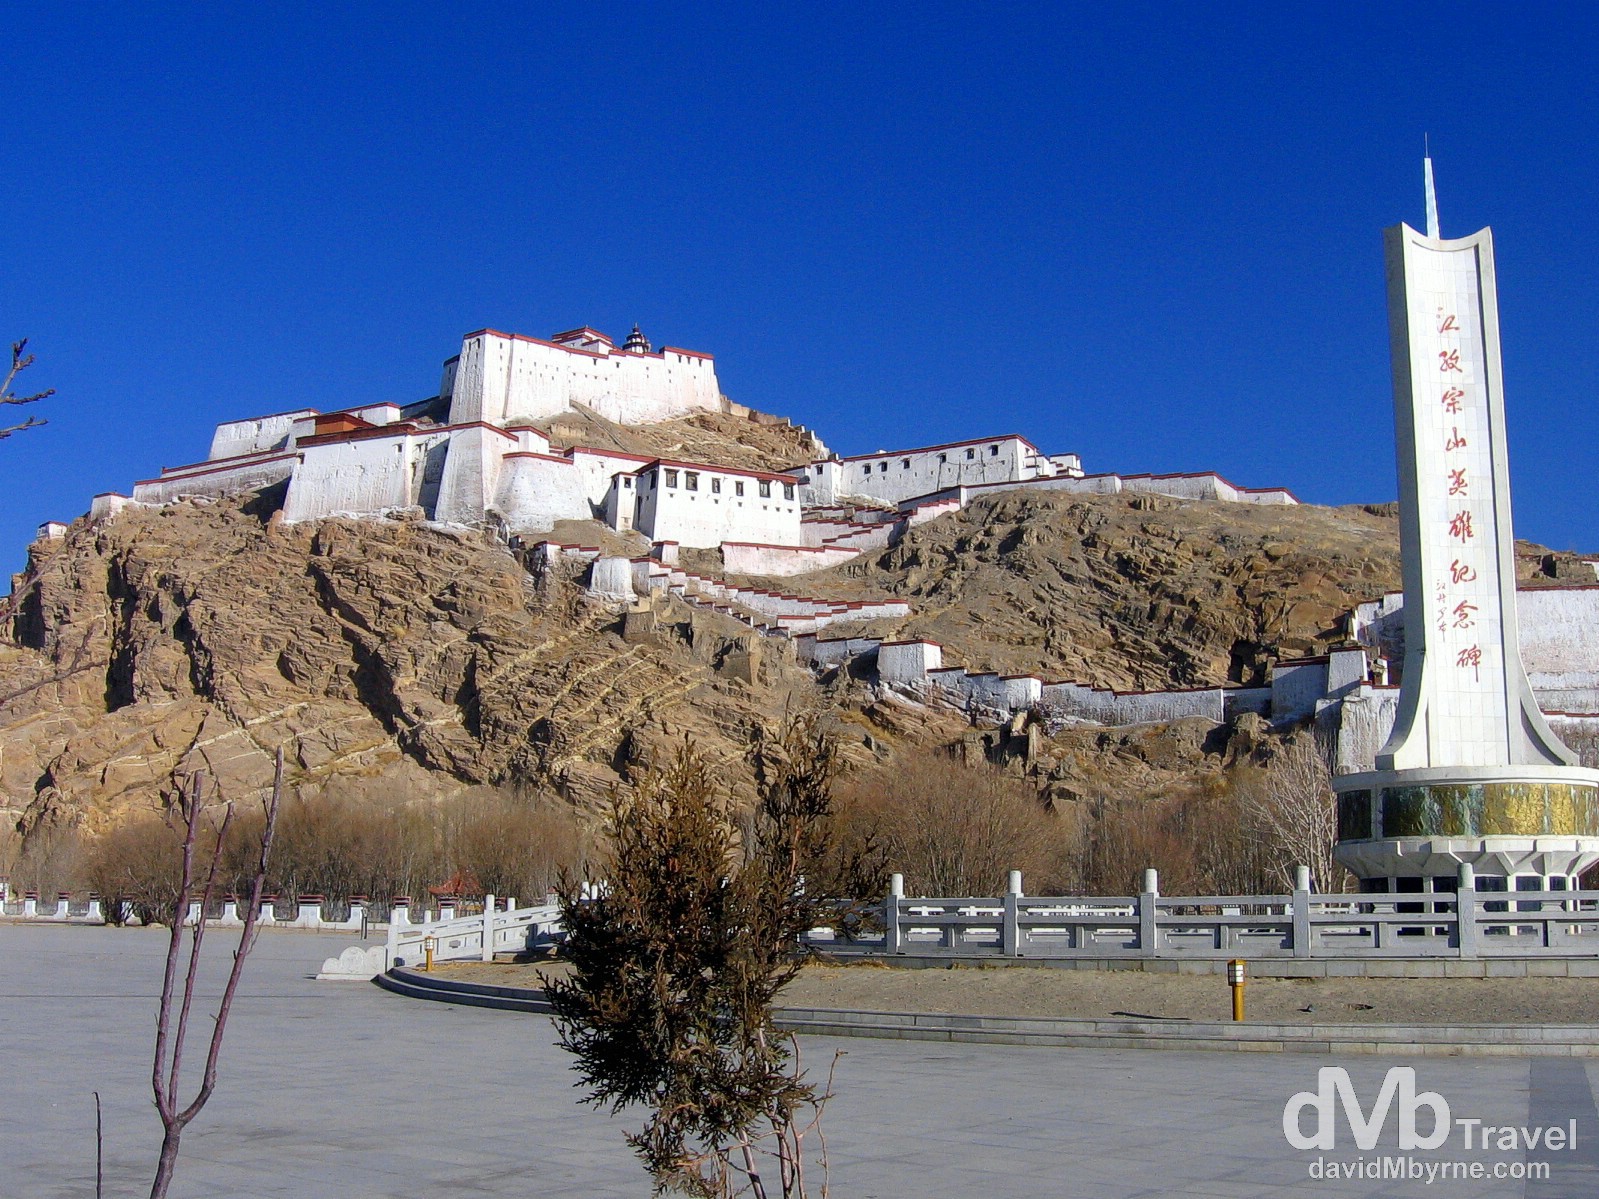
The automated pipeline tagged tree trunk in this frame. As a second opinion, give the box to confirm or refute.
[149,1126,183,1198]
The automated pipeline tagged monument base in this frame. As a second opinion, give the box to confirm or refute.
[1333,765,1599,889]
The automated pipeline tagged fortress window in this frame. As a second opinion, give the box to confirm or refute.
[783,483,795,500]
[758,480,771,498]
[965,448,975,460]
[938,453,946,464]
[623,478,632,489]
[665,469,679,488]
[862,464,871,476]
[878,461,887,473]
[711,477,722,494]
[685,471,699,491]
[735,481,745,497]
[902,458,910,469]
[989,444,999,455]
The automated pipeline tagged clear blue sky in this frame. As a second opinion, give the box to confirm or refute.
[9,3,1599,579]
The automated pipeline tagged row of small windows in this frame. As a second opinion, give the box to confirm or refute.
[658,468,793,500]
[860,444,1002,476]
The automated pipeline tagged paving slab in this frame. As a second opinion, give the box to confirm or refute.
[6,923,1599,1197]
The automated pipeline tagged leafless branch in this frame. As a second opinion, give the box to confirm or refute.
[147,748,284,1198]
[1,339,52,440]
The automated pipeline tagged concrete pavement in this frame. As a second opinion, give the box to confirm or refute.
[3,923,1598,1197]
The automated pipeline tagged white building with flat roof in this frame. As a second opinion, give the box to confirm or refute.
[78,319,1300,569]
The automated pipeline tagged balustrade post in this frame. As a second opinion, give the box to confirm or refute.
[1138,869,1159,956]
[1456,863,1478,959]
[887,873,904,955]
[1003,870,1022,957]
[483,893,496,961]
[1292,865,1312,958]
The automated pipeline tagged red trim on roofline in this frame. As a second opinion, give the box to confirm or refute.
[721,541,848,552]
[462,328,714,363]
[501,451,577,464]
[550,326,613,344]
[297,423,421,448]
[153,446,304,475]
[135,451,299,487]
[216,406,320,426]
[641,459,798,483]
[831,434,1045,464]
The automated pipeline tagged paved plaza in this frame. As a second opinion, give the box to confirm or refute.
[3,924,1598,1197]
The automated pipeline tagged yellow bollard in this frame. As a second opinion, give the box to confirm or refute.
[1228,958,1246,1021]
[424,935,437,973]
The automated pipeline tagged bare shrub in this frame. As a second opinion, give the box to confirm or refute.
[1237,733,1349,893]
[85,816,188,924]
[9,818,87,900]
[836,755,1081,897]
[446,789,584,902]
[1082,775,1277,898]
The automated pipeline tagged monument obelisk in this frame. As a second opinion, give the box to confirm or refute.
[1333,161,1599,895]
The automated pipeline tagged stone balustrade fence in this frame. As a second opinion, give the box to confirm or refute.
[877,867,1599,961]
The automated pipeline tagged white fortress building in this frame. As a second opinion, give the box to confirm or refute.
[88,322,1298,570]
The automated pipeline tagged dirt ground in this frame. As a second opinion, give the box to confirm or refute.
[432,958,1599,1026]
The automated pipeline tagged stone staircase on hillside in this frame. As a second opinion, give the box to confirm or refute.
[532,541,910,638]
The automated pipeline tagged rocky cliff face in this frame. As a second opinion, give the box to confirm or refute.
[4,486,1584,839]
[2,499,827,837]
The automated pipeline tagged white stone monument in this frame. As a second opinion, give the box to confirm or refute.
[1333,161,1599,894]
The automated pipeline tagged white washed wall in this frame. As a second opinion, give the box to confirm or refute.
[445,332,721,427]
[721,542,858,576]
[637,472,802,549]
[133,452,299,505]
[282,437,415,522]
[490,454,591,533]
[834,438,1033,507]
[433,425,516,525]
[208,410,315,461]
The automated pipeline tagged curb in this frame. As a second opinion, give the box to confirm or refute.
[374,969,1599,1057]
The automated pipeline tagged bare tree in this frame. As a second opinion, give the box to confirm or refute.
[148,750,284,1199]
[2,339,52,440]
[1243,733,1346,893]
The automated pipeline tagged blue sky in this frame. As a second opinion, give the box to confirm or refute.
[8,3,1599,578]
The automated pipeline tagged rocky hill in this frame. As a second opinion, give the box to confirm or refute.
[3,474,1589,843]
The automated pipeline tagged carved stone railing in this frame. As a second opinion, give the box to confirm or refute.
[881,869,1599,961]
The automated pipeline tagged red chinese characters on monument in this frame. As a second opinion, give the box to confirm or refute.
[1432,309,1486,683]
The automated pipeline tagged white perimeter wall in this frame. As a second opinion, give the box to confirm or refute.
[491,454,592,533]
[208,411,315,461]
[636,470,801,549]
[1354,587,1599,688]
[445,332,721,427]
[832,438,1033,507]
[282,431,449,522]
[132,452,298,505]
[433,425,517,525]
